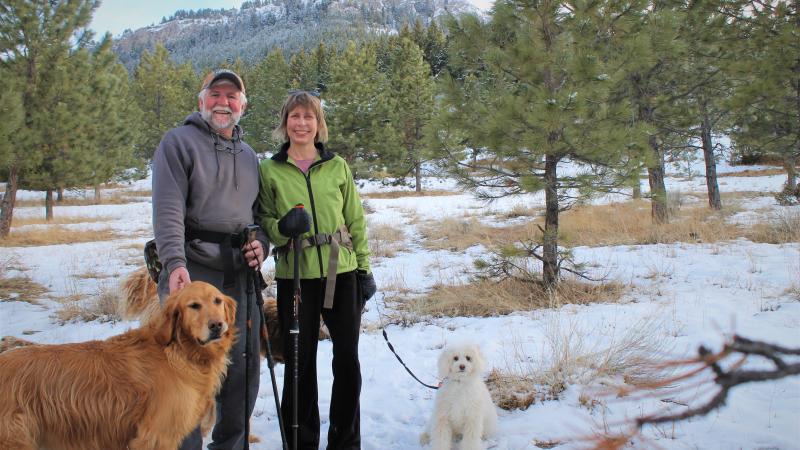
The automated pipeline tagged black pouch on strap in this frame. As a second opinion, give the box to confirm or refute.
[185,228,236,289]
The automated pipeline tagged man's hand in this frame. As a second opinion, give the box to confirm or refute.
[169,266,191,294]
[242,239,265,269]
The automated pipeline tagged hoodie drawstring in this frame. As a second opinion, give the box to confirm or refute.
[211,131,242,191]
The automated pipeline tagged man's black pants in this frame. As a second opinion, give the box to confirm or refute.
[276,271,362,450]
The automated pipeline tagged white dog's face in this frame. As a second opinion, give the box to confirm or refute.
[437,343,486,380]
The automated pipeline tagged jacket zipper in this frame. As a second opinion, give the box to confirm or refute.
[292,159,327,281]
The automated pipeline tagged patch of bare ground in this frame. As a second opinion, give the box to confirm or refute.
[404,277,627,318]
[0,227,119,247]
[361,189,455,199]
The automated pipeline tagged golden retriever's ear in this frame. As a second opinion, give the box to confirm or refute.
[154,299,181,346]
[222,295,237,328]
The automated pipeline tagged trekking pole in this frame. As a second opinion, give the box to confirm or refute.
[245,231,289,450]
[289,205,305,450]
[291,234,301,450]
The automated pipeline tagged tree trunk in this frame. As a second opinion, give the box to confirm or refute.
[783,154,797,193]
[94,184,101,203]
[0,166,19,237]
[700,101,722,210]
[542,154,559,289]
[632,174,642,199]
[648,135,669,224]
[45,189,54,221]
[414,160,422,193]
[57,187,64,203]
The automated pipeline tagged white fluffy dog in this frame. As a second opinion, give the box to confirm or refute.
[420,342,498,450]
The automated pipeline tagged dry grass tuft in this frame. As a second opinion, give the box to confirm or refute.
[0,274,49,304]
[719,168,785,177]
[14,189,150,208]
[54,282,124,323]
[418,218,498,251]
[368,223,405,258]
[486,369,555,410]
[745,208,800,244]
[11,215,114,227]
[361,189,455,199]
[404,277,627,319]
[0,227,119,247]
[554,200,743,246]
[0,256,48,304]
[487,317,669,411]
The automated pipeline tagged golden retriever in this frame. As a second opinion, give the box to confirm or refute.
[0,281,237,450]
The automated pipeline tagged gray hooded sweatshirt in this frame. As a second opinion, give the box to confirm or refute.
[152,112,262,276]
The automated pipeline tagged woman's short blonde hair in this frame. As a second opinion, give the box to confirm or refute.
[272,91,329,144]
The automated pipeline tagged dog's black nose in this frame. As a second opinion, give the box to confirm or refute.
[209,321,223,339]
[459,364,465,371]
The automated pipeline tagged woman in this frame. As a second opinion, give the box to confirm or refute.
[258,91,376,450]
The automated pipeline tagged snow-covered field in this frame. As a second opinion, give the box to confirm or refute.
[1,157,798,450]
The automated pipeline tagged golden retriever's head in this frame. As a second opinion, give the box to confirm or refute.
[155,281,237,347]
[437,342,486,380]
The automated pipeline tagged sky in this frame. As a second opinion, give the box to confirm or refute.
[90,0,494,38]
[90,0,245,38]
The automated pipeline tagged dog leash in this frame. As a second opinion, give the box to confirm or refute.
[374,293,439,390]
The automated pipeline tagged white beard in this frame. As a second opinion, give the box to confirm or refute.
[200,104,241,134]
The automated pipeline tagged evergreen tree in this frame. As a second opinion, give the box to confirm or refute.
[680,0,741,210]
[240,48,291,152]
[614,0,693,224]
[84,36,142,199]
[326,41,401,175]
[385,37,435,191]
[289,48,315,90]
[132,44,195,162]
[438,1,647,287]
[0,67,24,196]
[729,0,799,196]
[0,0,99,236]
[22,47,95,219]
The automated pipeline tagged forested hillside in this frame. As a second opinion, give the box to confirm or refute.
[112,0,478,70]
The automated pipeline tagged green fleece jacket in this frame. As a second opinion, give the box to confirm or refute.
[257,142,370,280]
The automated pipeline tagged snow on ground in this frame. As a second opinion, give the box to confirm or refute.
[1,160,798,449]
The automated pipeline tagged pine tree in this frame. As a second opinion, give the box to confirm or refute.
[0,66,24,193]
[132,44,195,162]
[680,0,742,210]
[240,48,291,152]
[22,47,95,220]
[729,1,799,196]
[289,48,315,90]
[438,1,647,287]
[84,36,142,200]
[614,0,693,224]
[385,37,435,191]
[0,0,99,235]
[326,41,401,176]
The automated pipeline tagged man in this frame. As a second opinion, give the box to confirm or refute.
[152,69,266,450]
